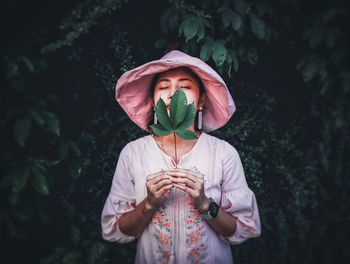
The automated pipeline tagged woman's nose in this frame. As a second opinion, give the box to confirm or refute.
[168,86,176,99]
[168,85,180,99]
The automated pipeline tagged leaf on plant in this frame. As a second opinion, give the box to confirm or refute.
[150,90,197,141]
[30,109,45,127]
[183,17,200,42]
[41,110,60,136]
[62,250,82,263]
[222,9,231,29]
[68,139,81,157]
[149,124,172,136]
[21,56,34,72]
[249,13,266,40]
[230,50,239,72]
[170,89,188,127]
[155,98,173,130]
[0,171,14,189]
[175,129,197,140]
[233,0,250,15]
[14,115,32,147]
[70,224,81,245]
[177,103,196,131]
[230,10,243,31]
[12,166,30,192]
[155,38,168,48]
[31,168,50,195]
[247,46,258,65]
[212,42,227,67]
[59,141,70,160]
[200,38,214,61]
[196,22,205,42]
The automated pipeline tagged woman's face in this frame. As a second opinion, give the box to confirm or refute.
[152,68,204,111]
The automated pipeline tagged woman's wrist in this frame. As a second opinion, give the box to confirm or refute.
[197,197,211,213]
[143,197,157,214]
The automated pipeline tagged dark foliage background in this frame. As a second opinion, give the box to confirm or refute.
[0,0,349,263]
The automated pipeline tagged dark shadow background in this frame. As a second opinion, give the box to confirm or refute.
[1,0,349,263]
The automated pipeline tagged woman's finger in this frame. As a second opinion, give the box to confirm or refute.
[171,176,196,189]
[147,172,170,186]
[146,171,163,181]
[155,183,173,198]
[173,183,200,198]
[154,178,173,192]
[173,168,203,178]
[167,170,197,183]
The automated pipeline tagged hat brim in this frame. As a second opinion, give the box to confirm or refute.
[115,50,236,133]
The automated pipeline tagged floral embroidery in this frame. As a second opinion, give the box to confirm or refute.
[152,203,172,263]
[185,197,207,263]
[188,244,207,264]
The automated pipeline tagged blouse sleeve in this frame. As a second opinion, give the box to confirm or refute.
[101,143,137,243]
[219,141,261,245]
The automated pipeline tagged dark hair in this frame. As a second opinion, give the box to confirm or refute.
[149,66,205,99]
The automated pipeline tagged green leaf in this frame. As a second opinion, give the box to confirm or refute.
[222,10,231,29]
[170,89,187,128]
[41,111,60,136]
[62,250,82,264]
[151,90,197,141]
[33,163,48,174]
[250,13,266,40]
[31,168,50,195]
[12,166,30,192]
[247,46,258,65]
[228,49,239,72]
[180,16,200,42]
[21,56,34,72]
[161,7,178,33]
[200,38,214,61]
[220,7,242,31]
[212,42,227,67]
[184,18,199,42]
[149,124,172,136]
[232,53,239,72]
[155,38,168,48]
[14,115,32,147]
[0,171,13,189]
[68,139,81,157]
[46,94,60,103]
[59,141,70,160]
[30,109,45,127]
[70,224,81,245]
[177,103,196,131]
[175,129,197,140]
[155,98,173,130]
[230,10,243,31]
[233,0,250,15]
[196,23,205,42]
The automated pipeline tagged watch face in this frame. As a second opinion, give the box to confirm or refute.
[209,201,219,218]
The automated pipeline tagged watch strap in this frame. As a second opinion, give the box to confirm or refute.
[200,198,219,220]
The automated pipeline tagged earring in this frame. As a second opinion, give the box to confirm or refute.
[154,107,157,124]
[198,107,203,130]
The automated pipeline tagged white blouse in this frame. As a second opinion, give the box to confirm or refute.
[101,132,261,263]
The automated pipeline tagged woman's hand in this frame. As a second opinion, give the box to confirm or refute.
[145,171,173,211]
[167,168,210,212]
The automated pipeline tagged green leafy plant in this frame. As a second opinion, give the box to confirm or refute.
[149,89,197,165]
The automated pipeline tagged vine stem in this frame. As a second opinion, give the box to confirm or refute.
[174,132,177,167]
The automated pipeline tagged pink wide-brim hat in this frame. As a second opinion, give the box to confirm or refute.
[115,50,236,133]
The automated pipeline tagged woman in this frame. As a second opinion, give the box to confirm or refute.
[101,50,261,263]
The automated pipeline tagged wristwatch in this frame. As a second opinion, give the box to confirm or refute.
[200,198,219,220]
